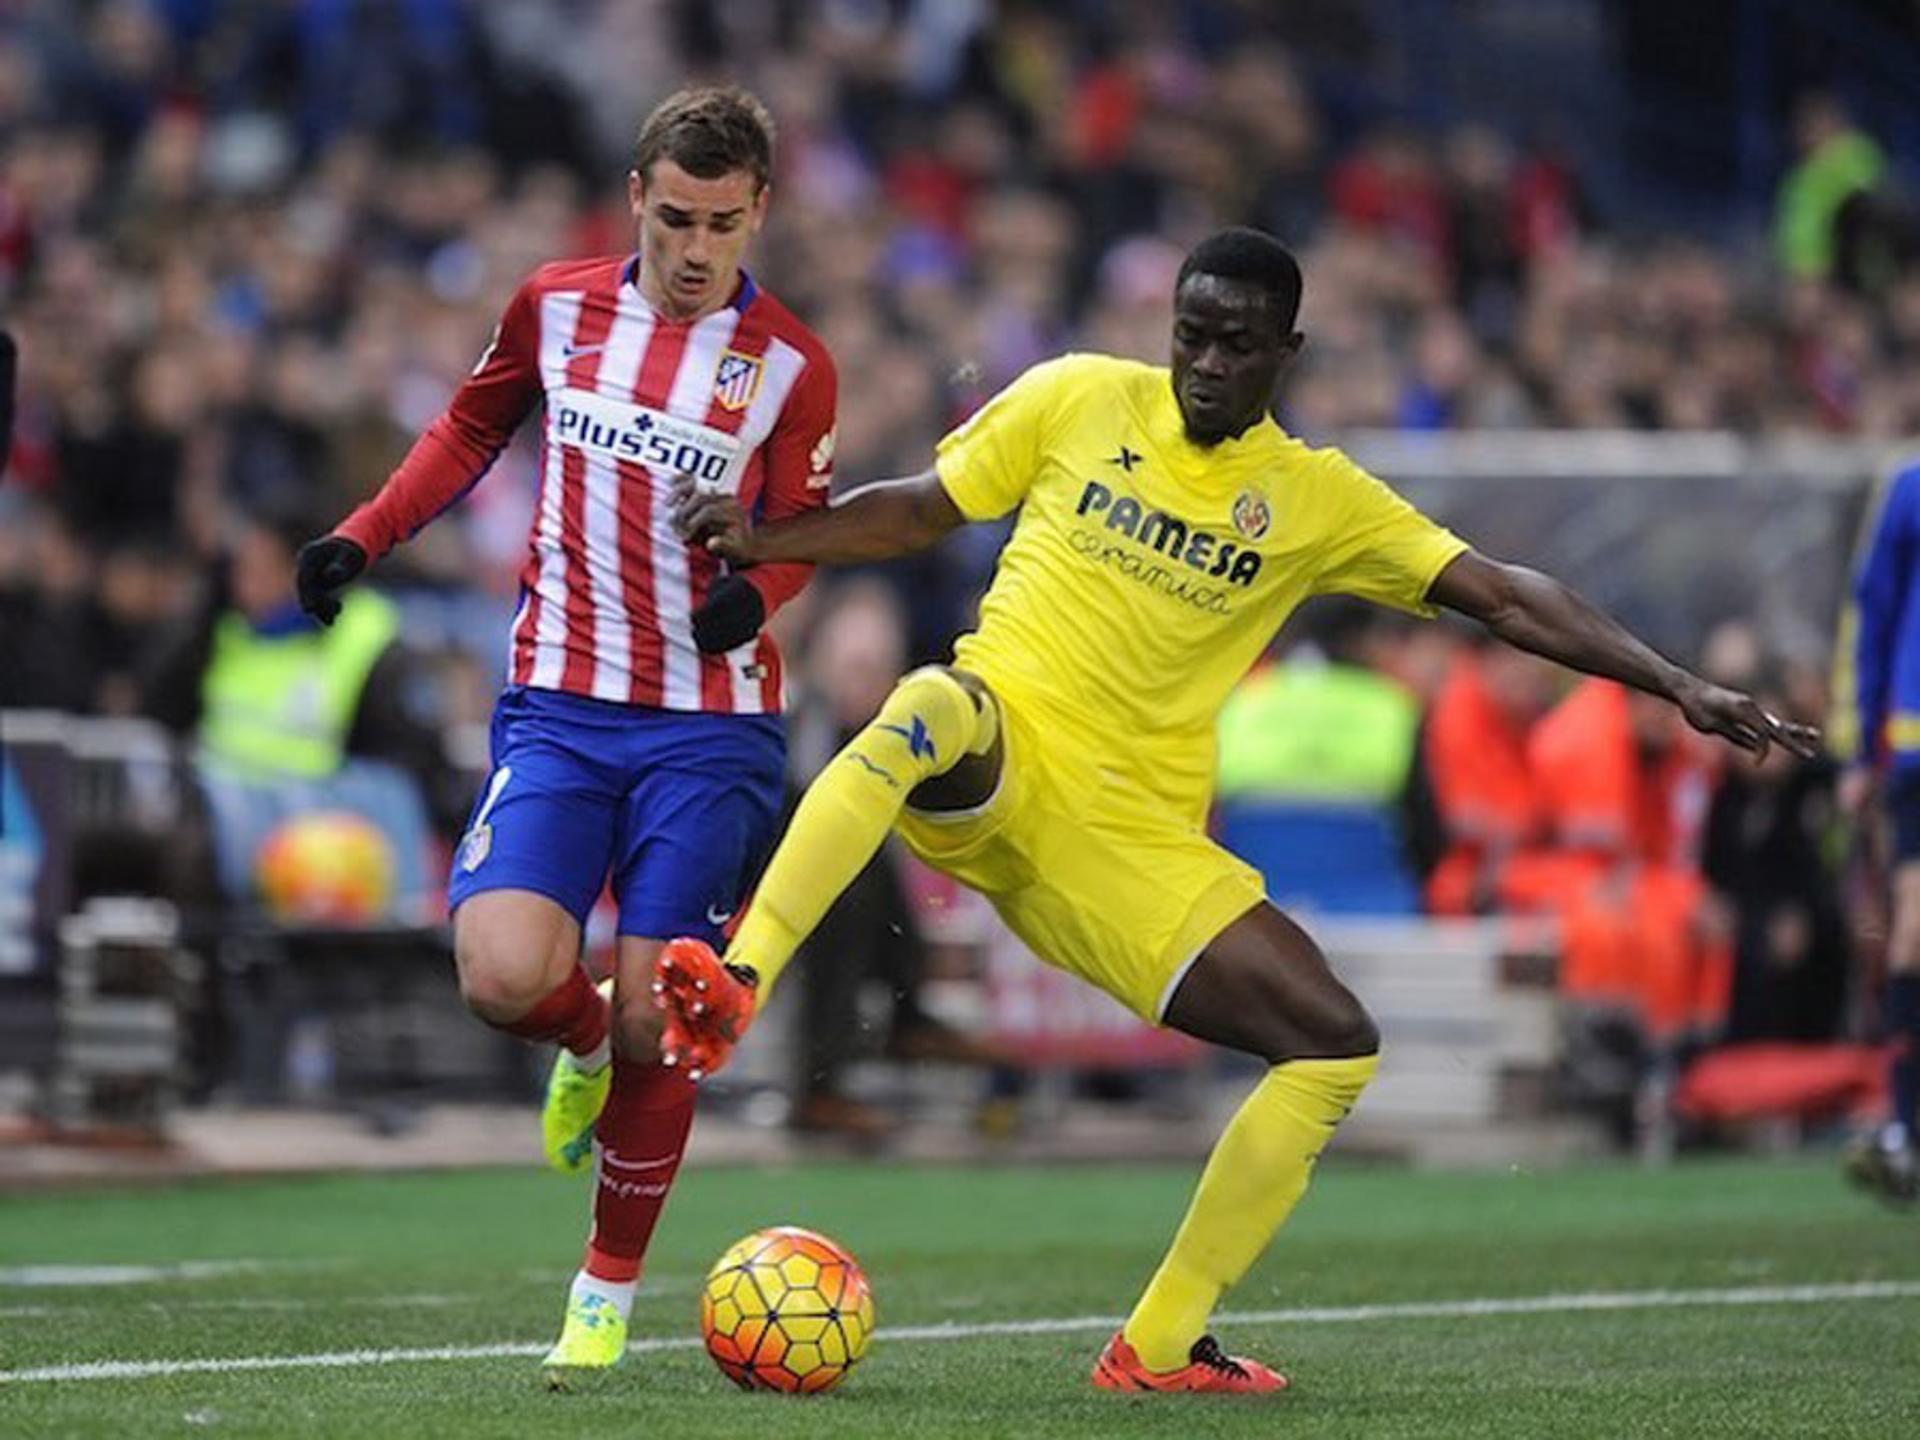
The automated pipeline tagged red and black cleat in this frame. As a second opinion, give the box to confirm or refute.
[651,938,758,1080]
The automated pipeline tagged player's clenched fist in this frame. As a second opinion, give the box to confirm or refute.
[295,534,368,626]
[670,478,756,563]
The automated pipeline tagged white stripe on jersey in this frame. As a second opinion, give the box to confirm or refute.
[720,336,810,715]
[654,306,742,709]
[527,290,585,690]
[582,308,652,701]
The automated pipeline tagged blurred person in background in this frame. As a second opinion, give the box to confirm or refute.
[1702,668,1849,1046]
[1415,630,1560,917]
[290,87,839,1376]
[783,579,1001,1142]
[1216,599,1422,808]
[137,490,453,905]
[1840,461,1920,1206]
[1775,93,1910,299]
[143,493,416,785]
[1530,678,1729,1146]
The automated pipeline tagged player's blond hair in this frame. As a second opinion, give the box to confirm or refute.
[633,87,776,192]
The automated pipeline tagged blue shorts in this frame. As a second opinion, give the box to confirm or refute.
[448,686,785,943]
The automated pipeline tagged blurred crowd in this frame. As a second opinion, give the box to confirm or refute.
[5,1,1920,726]
[1218,600,1861,1140]
[4,0,1913,1144]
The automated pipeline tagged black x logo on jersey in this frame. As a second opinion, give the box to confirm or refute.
[1108,445,1142,473]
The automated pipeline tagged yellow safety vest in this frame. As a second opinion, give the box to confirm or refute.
[1216,661,1418,803]
[198,591,399,778]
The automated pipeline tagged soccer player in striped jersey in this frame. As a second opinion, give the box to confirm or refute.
[294,88,836,1379]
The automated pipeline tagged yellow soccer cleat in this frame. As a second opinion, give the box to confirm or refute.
[541,1049,612,1173]
[541,1290,627,1385]
[541,980,613,1174]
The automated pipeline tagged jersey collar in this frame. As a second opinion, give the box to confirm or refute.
[620,255,759,316]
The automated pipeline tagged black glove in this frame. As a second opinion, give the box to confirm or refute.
[295,535,368,626]
[691,573,766,654]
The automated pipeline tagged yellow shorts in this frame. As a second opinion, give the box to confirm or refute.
[895,685,1266,1021]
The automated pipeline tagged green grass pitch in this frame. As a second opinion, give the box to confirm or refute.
[2,1156,1917,1438]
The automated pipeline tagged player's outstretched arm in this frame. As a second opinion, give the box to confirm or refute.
[672,469,965,566]
[1429,549,1821,761]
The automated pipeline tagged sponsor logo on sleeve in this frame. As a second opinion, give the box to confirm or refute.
[807,425,837,489]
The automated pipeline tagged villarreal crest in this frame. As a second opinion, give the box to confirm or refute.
[1231,490,1272,541]
[713,350,764,412]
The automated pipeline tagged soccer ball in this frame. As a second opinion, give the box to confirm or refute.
[254,811,395,924]
[699,1226,875,1393]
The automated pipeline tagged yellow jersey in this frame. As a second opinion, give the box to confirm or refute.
[935,352,1468,824]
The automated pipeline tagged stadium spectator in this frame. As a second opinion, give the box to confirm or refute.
[1531,679,1730,1049]
[1416,633,1560,917]
[1702,674,1849,1045]
[1774,94,1904,296]
[136,491,446,907]
[1216,601,1422,806]
[784,580,1000,1141]
[140,492,447,791]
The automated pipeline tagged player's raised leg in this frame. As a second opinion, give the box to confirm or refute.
[1093,902,1379,1394]
[453,889,613,1173]
[653,665,1000,1071]
[446,728,621,1175]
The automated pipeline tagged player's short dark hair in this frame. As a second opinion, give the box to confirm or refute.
[1177,228,1304,331]
[633,87,776,192]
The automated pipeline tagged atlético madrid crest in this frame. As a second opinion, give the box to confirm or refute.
[1232,489,1272,541]
[713,350,764,412]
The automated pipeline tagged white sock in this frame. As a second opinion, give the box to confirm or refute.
[1882,1121,1911,1156]
[567,1035,611,1074]
[570,1268,636,1321]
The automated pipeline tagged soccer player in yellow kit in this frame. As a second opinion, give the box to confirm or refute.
[663,228,1819,1394]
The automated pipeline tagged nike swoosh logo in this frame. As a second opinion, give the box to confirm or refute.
[706,903,736,926]
[601,1151,680,1173]
[562,343,606,359]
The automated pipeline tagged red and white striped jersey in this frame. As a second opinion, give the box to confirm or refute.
[336,256,836,714]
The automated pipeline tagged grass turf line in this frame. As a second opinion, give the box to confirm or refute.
[0,1156,1916,1438]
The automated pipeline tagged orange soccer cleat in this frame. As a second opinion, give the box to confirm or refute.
[650,938,757,1080]
[1091,1332,1289,1395]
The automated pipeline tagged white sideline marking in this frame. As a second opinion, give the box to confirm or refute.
[2,1281,1915,1385]
[0,1262,276,1289]
[0,1294,472,1320]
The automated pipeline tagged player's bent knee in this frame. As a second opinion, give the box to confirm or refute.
[857,665,993,784]
[1315,1001,1381,1059]
[1272,988,1379,1062]
[454,952,543,1022]
[451,907,573,1022]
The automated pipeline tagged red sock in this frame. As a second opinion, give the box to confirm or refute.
[494,965,609,1056]
[583,1057,697,1282]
